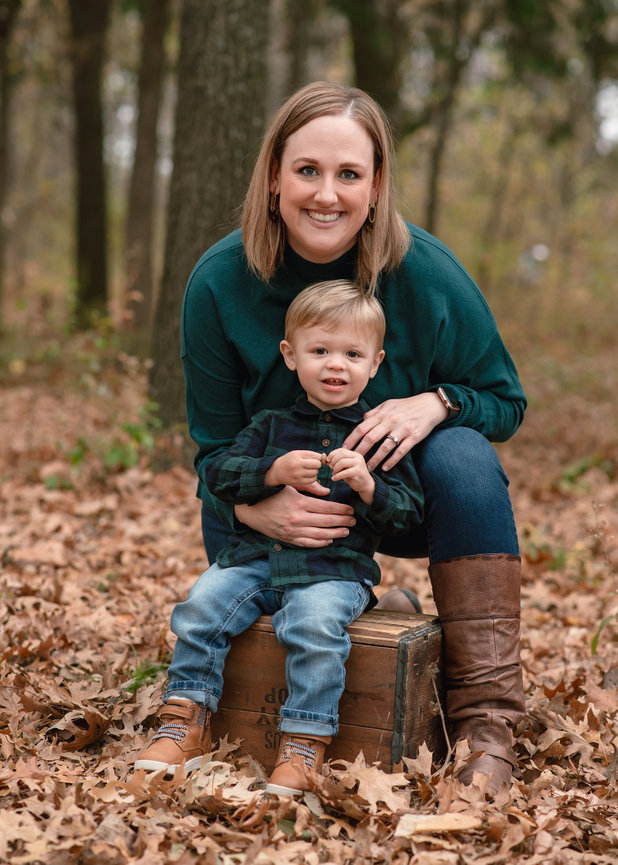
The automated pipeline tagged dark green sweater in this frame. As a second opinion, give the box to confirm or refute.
[181,224,526,527]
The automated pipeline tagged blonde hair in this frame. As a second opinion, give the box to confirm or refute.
[284,280,386,347]
[242,81,410,295]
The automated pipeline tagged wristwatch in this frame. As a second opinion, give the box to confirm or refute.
[436,386,461,420]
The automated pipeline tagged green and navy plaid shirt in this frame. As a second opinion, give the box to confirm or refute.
[204,398,424,590]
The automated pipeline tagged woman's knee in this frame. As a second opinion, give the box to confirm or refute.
[413,427,519,559]
[415,427,510,510]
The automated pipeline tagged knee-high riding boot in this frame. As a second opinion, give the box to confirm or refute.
[429,553,525,796]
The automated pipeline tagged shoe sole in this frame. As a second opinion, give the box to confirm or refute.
[134,755,208,775]
[265,782,303,796]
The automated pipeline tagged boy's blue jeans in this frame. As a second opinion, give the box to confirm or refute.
[166,559,370,736]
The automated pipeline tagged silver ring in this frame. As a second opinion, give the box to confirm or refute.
[386,433,400,446]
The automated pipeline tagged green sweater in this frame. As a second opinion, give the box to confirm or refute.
[181,224,526,527]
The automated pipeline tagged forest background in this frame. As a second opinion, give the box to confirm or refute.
[0,1,617,863]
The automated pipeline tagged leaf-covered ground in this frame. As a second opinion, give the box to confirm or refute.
[1,336,617,864]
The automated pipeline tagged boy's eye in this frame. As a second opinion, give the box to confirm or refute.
[313,348,327,355]
[347,350,360,358]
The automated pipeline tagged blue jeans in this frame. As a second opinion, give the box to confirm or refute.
[201,427,519,565]
[166,558,370,736]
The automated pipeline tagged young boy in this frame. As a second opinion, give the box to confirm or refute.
[134,280,424,795]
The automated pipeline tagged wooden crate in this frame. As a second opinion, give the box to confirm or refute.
[210,609,445,773]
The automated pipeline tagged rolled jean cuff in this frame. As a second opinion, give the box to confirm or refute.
[279,717,338,737]
[279,708,338,737]
[165,683,219,713]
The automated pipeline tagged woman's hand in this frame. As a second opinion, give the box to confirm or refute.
[234,485,356,548]
[343,393,448,471]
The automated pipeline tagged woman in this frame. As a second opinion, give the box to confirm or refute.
[181,82,526,796]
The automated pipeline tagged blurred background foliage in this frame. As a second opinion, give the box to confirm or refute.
[0,0,616,427]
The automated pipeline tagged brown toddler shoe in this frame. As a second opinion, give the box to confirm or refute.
[265,733,331,796]
[134,698,212,775]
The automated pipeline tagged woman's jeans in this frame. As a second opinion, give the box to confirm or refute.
[201,427,520,565]
[166,559,370,736]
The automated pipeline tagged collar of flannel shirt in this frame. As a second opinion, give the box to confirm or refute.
[292,397,368,425]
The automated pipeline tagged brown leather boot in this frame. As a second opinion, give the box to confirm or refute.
[429,554,525,797]
[134,699,212,775]
[265,733,332,796]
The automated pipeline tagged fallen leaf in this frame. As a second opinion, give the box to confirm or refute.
[395,811,483,836]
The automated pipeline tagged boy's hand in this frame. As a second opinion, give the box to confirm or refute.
[265,450,330,495]
[327,448,375,504]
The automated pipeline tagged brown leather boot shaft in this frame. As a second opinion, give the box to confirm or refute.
[430,553,521,621]
[429,554,525,768]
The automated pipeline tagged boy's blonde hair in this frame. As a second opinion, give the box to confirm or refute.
[284,280,386,346]
[242,81,410,295]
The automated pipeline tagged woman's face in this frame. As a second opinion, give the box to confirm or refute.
[271,114,381,264]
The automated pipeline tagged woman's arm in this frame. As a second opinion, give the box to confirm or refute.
[356,226,527,467]
[234,488,356,548]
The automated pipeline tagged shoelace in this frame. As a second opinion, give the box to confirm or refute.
[152,723,188,743]
[281,739,318,768]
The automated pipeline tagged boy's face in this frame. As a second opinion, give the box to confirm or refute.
[280,322,384,411]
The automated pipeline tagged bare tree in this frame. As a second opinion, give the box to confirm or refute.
[0,0,21,332]
[330,0,410,130]
[67,0,111,328]
[124,0,171,331]
[150,0,270,427]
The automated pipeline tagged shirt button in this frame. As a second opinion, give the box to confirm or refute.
[322,438,330,447]
[273,543,282,552]
[323,413,332,422]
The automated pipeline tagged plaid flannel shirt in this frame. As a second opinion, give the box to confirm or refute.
[204,398,424,590]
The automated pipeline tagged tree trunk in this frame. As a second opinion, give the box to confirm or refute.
[150,0,270,428]
[0,0,21,333]
[68,0,110,329]
[124,0,170,331]
[284,0,321,95]
[331,0,409,132]
[422,0,497,233]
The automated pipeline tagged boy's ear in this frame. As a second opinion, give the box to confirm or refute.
[280,339,296,370]
[369,348,385,378]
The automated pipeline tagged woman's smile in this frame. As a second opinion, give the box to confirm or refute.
[307,210,342,224]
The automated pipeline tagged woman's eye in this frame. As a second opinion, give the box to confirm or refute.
[299,166,318,177]
[341,169,359,180]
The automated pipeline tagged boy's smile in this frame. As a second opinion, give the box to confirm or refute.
[280,323,384,411]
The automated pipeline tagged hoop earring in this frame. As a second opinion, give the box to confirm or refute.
[365,202,376,231]
[269,192,280,222]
